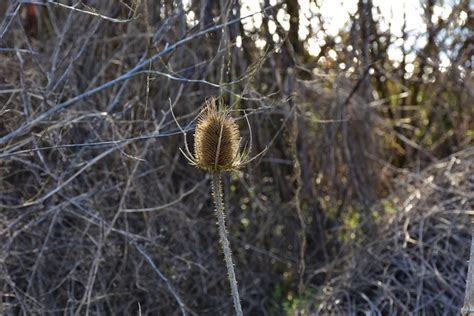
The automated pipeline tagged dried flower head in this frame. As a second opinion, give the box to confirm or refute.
[175,97,264,173]
[193,98,240,171]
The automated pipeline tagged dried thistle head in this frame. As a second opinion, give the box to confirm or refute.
[177,97,264,173]
[193,98,241,172]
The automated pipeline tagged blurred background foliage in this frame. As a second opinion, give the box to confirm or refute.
[0,0,472,314]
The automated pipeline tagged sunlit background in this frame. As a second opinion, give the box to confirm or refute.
[182,0,469,76]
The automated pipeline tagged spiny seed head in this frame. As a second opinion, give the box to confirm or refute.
[193,98,241,172]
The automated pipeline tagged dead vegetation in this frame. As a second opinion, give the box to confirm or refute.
[312,148,473,315]
[0,0,472,315]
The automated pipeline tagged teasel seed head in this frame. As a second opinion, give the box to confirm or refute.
[193,98,241,172]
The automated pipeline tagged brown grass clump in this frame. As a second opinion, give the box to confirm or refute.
[305,148,474,315]
[193,98,240,172]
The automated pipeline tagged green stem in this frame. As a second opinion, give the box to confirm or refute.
[211,172,243,316]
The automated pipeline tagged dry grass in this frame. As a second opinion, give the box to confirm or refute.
[0,1,472,315]
[310,148,473,315]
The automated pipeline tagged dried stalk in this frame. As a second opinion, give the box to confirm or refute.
[211,172,243,316]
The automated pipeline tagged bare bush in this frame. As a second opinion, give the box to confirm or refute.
[0,0,471,315]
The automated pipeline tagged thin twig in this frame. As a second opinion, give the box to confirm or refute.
[462,220,474,315]
[0,7,271,146]
[133,241,188,316]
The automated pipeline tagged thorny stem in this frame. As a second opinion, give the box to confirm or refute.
[211,172,243,316]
